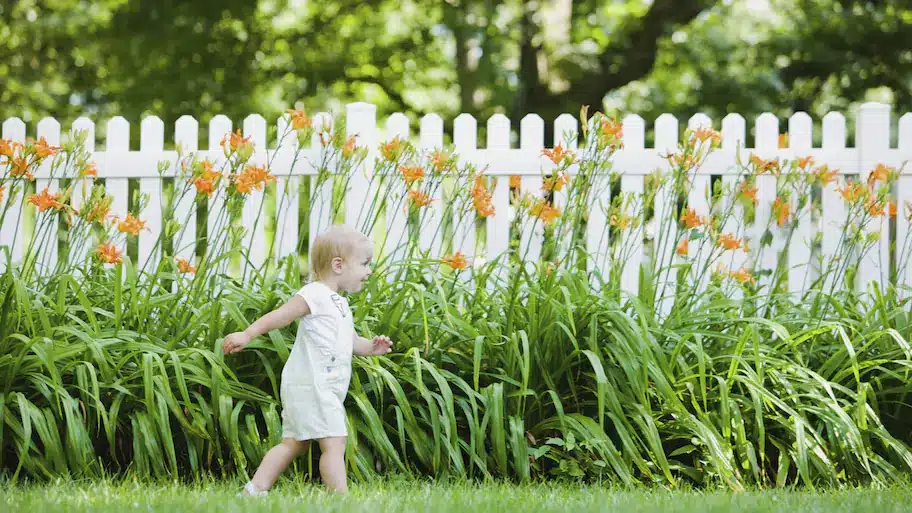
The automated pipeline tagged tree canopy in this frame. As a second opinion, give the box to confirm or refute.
[2,0,910,142]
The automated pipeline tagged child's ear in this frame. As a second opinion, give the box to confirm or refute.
[331,256,344,274]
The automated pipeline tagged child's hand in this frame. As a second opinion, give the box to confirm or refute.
[371,335,393,355]
[222,331,253,355]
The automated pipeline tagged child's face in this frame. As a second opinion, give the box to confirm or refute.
[339,242,373,293]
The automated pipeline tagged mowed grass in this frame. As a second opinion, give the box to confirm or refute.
[3,479,912,513]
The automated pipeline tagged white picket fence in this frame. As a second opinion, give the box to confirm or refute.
[2,102,912,296]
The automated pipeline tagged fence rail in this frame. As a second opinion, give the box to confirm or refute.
[2,102,912,297]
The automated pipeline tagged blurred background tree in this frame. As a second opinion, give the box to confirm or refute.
[2,0,910,144]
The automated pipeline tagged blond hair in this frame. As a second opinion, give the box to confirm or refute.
[310,224,371,280]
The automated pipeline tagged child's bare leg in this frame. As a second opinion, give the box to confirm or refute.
[317,437,348,493]
[250,437,310,490]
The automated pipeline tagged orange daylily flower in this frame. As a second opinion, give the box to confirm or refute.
[717,233,746,251]
[117,213,146,236]
[10,157,33,180]
[866,199,886,217]
[866,163,895,189]
[542,144,574,166]
[675,237,689,256]
[472,175,496,217]
[80,162,98,177]
[82,202,111,225]
[0,185,5,203]
[95,242,122,264]
[220,129,252,154]
[773,196,789,226]
[599,117,623,142]
[531,200,561,225]
[737,181,758,204]
[836,182,866,204]
[233,164,276,194]
[542,172,570,192]
[668,153,699,170]
[441,252,469,271]
[177,258,197,274]
[431,150,452,172]
[813,165,837,186]
[341,136,358,158]
[381,137,404,162]
[729,267,755,284]
[510,176,521,189]
[750,155,781,175]
[33,137,60,159]
[692,127,722,147]
[889,200,897,218]
[400,165,425,186]
[680,208,704,229]
[0,138,18,159]
[27,188,64,212]
[285,109,313,130]
[408,189,433,208]
[796,156,814,169]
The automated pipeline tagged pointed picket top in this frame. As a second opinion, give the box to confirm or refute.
[2,117,26,142]
[687,113,712,131]
[654,113,678,152]
[311,112,333,149]
[520,114,544,150]
[487,114,511,149]
[106,117,130,151]
[208,115,232,152]
[243,114,268,150]
[140,116,165,151]
[553,113,578,149]
[175,115,199,153]
[821,112,846,149]
[755,113,780,152]
[788,112,813,151]
[419,113,444,150]
[72,117,96,152]
[453,113,477,151]
[37,117,61,146]
[386,112,410,140]
[898,113,912,152]
[622,114,645,150]
[721,113,746,150]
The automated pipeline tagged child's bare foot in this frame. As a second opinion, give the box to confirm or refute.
[238,481,268,497]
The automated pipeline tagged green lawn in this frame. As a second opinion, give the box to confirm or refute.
[3,479,912,513]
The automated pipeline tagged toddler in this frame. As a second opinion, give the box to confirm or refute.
[221,224,393,495]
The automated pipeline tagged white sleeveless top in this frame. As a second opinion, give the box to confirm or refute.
[280,281,355,440]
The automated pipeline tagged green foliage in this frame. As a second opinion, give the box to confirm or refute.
[2,109,912,488]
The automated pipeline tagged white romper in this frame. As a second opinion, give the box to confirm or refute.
[280,281,354,441]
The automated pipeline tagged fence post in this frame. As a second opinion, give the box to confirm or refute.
[787,112,813,294]
[820,112,846,293]
[419,114,446,259]
[898,113,912,296]
[173,115,199,264]
[35,117,61,274]
[1,117,27,271]
[856,102,891,294]
[242,114,268,277]
[139,116,164,272]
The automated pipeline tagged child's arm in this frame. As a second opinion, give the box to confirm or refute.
[222,296,311,354]
[352,332,393,356]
